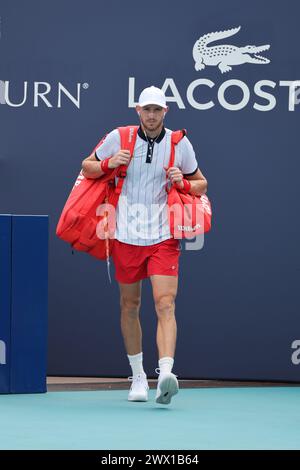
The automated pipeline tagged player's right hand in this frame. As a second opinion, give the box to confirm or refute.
[108,150,131,169]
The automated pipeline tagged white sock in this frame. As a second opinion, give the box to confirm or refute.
[158,356,174,375]
[127,352,145,377]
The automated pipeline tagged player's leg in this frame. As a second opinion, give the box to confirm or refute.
[118,280,142,356]
[150,273,179,404]
[150,274,178,359]
[111,240,147,356]
[147,238,181,359]
[119,280,149,401]
[148,238,181,404]
[111,239,149,401]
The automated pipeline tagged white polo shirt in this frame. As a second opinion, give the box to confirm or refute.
[95,125,198,246]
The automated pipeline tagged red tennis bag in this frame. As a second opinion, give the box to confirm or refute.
[56,125,139,260]
[166,129,212,239]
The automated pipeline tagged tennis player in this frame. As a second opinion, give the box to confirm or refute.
[82,86,208,404]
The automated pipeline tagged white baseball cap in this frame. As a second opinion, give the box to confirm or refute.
[138,86,167,110]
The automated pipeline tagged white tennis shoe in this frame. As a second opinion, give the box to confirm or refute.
[128,373,149,402]
[155,368,179,405]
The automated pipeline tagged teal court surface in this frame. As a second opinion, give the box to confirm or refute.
[0,386,300,450]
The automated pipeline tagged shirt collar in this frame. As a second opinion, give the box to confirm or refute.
[138,125,166,144]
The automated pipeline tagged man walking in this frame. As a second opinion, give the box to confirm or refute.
[82,86,208,405]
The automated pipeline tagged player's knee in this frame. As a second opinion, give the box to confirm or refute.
[120,296,141,316]
[154,295,175,317]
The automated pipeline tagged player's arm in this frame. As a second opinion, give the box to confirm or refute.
[81,150,131,179]
[179,136,208,196]
[81,152,105,179]
[185,168,208,196]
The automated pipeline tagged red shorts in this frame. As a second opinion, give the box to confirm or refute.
[111,238,181,284]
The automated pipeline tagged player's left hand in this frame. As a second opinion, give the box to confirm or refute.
[164,166,184,189]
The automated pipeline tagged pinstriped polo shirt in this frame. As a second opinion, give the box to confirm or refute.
[95,125,198,246]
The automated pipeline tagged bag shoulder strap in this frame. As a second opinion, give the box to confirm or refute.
[114,125,139,195]
[118,125,139,154]
[168,129,187,168]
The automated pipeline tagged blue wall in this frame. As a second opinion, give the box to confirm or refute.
[1,0,300,380]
